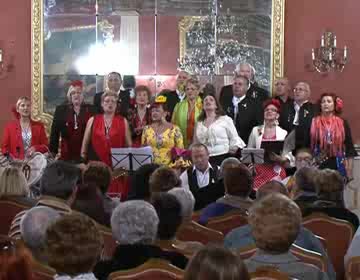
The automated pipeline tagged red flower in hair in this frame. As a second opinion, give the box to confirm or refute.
[263,98,281,112]
[71,80,84,88]
[335,97,343,112]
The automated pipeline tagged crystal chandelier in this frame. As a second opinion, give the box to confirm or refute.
[312,31,348,73]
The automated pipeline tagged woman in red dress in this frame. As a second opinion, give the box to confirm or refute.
[81,90,132,198]
[127,85,152,147]
[49,80,95,162]
[2,97,48,159]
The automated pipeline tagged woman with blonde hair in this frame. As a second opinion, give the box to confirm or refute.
[172,78,202,147]
[2,97,48,159]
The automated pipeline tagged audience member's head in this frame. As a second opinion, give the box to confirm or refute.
[294,167,318,193]
[235,62,255,82]
[249,194,302,254]
[149,166,181,194]
[46,213,102,277]
[111,200,159,245]
[316,168,344,206]
[152,193,183,240]
[219,157,240,179]
[168,188,195,222]
[20,206,61,261]
[256,180,288,200]
[184,245,250,280]
[295,148,313,170]
[0,240,34,280]
[71,183,108,226]
[274,77,291,99]
[83,161,112,194]
[224,164,253,198]
[130,163,160,201]
[293,82,311,104]
[40,161,80,201]
[0,166,28,197]
[190,143,210,172]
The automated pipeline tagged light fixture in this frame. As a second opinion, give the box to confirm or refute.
[312,31,348,73]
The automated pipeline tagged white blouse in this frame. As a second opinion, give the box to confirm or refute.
[195,115,245,156]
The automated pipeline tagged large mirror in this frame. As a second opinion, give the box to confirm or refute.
[32,0,285,132]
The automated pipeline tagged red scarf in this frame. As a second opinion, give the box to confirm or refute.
[310,115,345,157]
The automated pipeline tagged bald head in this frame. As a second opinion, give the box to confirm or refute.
[274,77,291,99]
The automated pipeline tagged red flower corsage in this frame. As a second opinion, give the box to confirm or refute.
[335,97,343,112]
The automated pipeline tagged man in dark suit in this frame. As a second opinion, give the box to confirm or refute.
[274,77,293,105]
[219,63,269,108]
[220,75,262,145]
[279,82,318,150]
[93,72,131,116]
[162,70,190,118]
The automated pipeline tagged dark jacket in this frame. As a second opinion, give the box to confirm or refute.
[162,90,181,119]
[93,244,188,280]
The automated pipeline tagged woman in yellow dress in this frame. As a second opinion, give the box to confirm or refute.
[171,78,202,148]
[142,95,184,166]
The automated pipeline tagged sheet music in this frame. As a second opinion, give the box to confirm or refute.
[111,146,153,171]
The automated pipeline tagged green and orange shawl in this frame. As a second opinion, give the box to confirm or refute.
[171,96,202,148]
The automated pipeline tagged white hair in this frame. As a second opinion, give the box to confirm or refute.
[168,188,195,220]
[235,62,256,80]
[219,157,241,178]
[111,200,159,245]
[20,206,61,252]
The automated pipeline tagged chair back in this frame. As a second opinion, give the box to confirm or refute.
[237,244,326,272]
[291,244,327,272]
[31,260,56,280]
[302,212,355,280]
[108,259,183,280]
[250,266,291,280]
[176,221,223,245]
[0,199,29,235]
[207,212,248,235]
[96,223,117,260]
[346,256,360,280]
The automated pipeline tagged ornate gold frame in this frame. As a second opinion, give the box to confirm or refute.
[179,0,285,90]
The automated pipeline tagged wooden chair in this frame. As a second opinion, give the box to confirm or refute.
[314,234,328,252]
[250,266,291,280]
[96,223,117,260]
[302,212,355,280]
[207,212,248,235]
[236,244,326,272]
[345,256,360,280]
[176,221,223,245]
[108,259,184,280]
[0,199,29,235]
[31,260,56,280]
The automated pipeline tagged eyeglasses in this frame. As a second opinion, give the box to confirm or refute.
[293,88,307,92]
[264,108,278,112]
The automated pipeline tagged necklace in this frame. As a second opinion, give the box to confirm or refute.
[21,121,31,152]
[322,117,333,144]
[104,117,113,140]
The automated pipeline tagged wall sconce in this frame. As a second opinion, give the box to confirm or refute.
[311,31,348,73]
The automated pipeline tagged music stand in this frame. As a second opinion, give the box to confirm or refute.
[260,141,284,163]
[111,146,153,173]
[241,148,264,165]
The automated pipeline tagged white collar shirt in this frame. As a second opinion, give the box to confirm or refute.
[293,100,308,126]
[232,95,246,121]
[193,162,213,188]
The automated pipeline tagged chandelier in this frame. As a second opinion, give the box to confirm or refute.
[312,31,348,73]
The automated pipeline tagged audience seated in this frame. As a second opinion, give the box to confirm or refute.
[71,183,110,226]
[244,193,329,280]
[153,192,202,257]
[168,188,204,253]
[224,181,335,280]
[291,166,319,206]
[302,168,359,230]
[183,244,250,280]
[127,163,160,201]
[345,225,360,268]
[180,143,222,210]
[149,166,182,197]
[20,206,61,264]
[0,165,36,207]
[45,213,102,280]
[9,160,79,239]
[93,200,188,280]
[0,239,34,280]
[199,163,253,225]
[83,161,119,216]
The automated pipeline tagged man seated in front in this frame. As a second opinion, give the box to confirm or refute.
[180,143,221,210]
